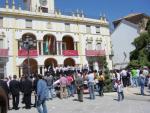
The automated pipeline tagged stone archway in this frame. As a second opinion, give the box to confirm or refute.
[44,58,58,68]
[64,58,75,66]
[62,35,74,50]
[22,58,38,75]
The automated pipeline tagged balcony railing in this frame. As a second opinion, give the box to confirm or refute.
[18,49,38,56]
[0,49,8,57]
[63,50,78,56]
[85,49,105,56]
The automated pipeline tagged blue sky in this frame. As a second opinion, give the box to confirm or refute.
[55,0,150,22]
[0,0,150,23]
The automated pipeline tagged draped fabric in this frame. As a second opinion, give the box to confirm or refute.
[43,36,56,54]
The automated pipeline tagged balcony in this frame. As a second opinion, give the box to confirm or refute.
[0,49,8,57]
[18,49,38,57]
[85,49,105,56]
[63,50,78,56]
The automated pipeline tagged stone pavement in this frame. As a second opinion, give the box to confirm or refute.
[8,87,150,113]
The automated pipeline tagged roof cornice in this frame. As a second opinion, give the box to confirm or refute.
[0,8,109,27]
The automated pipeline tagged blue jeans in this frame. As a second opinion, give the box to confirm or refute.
[37,99,48,113]
[132,77,138,87]
[67,84,74,96]
[88,82,95,99]
[48,86,54,99]
[118,92,124,101]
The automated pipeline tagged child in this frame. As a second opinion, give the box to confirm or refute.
[116,81,124,101]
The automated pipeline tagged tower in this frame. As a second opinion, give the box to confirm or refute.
[24,0,55,13]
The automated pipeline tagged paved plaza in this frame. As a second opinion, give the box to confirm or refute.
[8,87,150,113]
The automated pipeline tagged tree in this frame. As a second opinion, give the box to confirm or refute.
[98,56,113,92]
[128,19,150,67]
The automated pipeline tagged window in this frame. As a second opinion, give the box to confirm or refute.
[96,43,102,50]
[0,39,3,48]
[0,17,3,28]
[41,7,48,13]
[86,25,91,33]
[86,42,92,50]
[26,19,32,28]
[65,23,70,32]
[96,26,100,34]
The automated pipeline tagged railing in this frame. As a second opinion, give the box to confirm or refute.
[18,49,38,56]
[85,49,105,56]
[0,49,8,57]
[63,50,78,56]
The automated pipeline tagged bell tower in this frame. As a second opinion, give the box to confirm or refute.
[30,0,55,13]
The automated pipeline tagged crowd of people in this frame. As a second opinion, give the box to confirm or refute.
[0,65,149,113]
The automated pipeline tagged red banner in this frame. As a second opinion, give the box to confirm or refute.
[63,50,78,56]
[18,49,38,56]
[0,49,8,57]
[85,50,105,56]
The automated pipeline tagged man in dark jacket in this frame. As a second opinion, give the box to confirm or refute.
[9,75,20,110]
[75,73,84,102]
[0,76,9,111]
[0,86,8,113]
[22,76,33,109]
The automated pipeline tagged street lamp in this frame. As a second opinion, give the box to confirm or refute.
[20,35,36,76]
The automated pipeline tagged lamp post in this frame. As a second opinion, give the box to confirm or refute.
[20,35,36,76]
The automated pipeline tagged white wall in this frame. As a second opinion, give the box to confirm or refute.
[111,21,139,69]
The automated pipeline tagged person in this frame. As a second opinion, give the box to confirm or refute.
[98,71,105,96]
[37,74,49,113]
[22,76,33,109]
[9,75,20,110]
[33,74,39,107]
[131,68,138,87]
[115,81,124,101]
[66,74,74,97]
[86,71,95,100]
[120,69,127,87]
[44,73,54,100]
[0,76,9,110]
[75,73,84,102]
[59,74,68,99]
[0,86,8,113]
[139,70,145,95]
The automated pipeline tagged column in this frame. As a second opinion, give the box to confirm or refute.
[38,66,40,74]
[60,41,62,55]
[37,41,40,55]
[74,42,76,50]
[42,66,45,75]
[41,41,43,55]
[56,41,59,55]
[20,67,23,76]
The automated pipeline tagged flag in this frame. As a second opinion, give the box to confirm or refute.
[44,38,49,53]
[48,37,51,53]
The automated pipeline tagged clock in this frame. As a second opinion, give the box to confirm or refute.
[39,0,47,6]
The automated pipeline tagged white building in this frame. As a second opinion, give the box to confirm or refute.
[0,0,112,77]
[111,13,150,69]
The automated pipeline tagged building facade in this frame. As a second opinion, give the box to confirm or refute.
[0,0,112,77]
